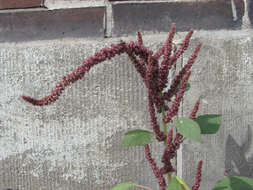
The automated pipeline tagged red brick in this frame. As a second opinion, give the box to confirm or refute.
[0,0,42,10]
[0,7,105,42]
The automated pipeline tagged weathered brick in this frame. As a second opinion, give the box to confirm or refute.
[0,0,42,9]
[111,0,244,37]
[0,7,105,42]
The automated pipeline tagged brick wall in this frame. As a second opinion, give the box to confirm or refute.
[0,0,250,41]
[0,0,42,9]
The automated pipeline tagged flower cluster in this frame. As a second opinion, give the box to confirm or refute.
[22,24,203,190]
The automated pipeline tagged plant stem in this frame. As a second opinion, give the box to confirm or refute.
[135,184,154,190]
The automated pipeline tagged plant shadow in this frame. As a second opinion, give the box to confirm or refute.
[225,126,253,177]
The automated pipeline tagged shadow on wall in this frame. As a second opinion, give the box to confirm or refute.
[225,127,253,177]
[249,0,253,27]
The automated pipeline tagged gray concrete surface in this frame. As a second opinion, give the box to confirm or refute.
[0,30,253,190]
[249,0,253,26]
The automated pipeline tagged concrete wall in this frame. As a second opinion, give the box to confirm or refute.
[0,0,253,190]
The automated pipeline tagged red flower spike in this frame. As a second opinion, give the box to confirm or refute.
[160,161,175,175]
[144,144,167,190]
[148,95,166,142]
[145,54,165,114]
[160,129,176,175]
[22,42,153,106]
[192,160,203,190]
[174,133,183,150]
[137,31,143,45]
[158,23,176,90]
[170,29,193,63]
[146,54,153,85]
[146,55,166,139]
[190,99,200,120]
[126,34,147,84]
[166,128,173,146]
[160,28,194,94]
[163,71,191,123]
[154,23,176,60]
[21,96,40,106]
[127,52,146,80]
[164,43,202,102]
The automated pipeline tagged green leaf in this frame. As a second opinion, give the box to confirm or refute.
[120,129,153,146]
[111,182,136,190]
[195,114,221,134]
[176,176,190,190]
[166,177,184,190]
[176,118,201,142]
[186,83,190,92]
[213,176,253,190]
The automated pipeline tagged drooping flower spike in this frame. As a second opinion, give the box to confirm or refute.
[22,42,152,106]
